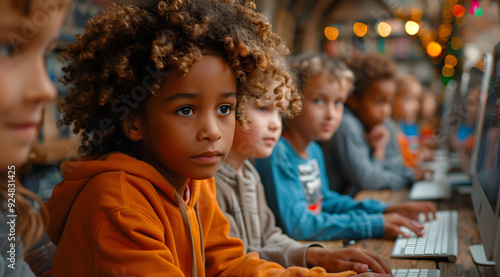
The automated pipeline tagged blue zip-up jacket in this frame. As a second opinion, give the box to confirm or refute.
[254,138,387,241]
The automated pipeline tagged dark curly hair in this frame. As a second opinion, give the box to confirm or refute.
[58,0,299,156]
[346,52,397,99]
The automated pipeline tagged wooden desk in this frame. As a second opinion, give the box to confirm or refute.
[304,188,497,277]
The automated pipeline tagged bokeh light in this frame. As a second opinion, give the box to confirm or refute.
[453,5,465,17]
[445,55,458,67]
[377,22,392,37]
[353,22,368,37]
[324,27,339,41]
[442,66,455,77]
[411,8,423,20]
[450,37,463,49]
[405,21,420,35]
[475,7,483,17]
[439,24,453,39]
[427,41,442,57]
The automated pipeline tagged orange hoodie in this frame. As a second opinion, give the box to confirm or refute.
[45,152,356,277]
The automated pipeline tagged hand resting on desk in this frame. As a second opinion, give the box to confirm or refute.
[305,247,392,274]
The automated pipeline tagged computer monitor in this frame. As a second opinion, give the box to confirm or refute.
[469,43,500,265]
[468,53,494,176]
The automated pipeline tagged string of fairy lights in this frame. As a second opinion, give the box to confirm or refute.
[323,0,485,84]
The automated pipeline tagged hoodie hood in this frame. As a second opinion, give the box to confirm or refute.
[45,152,181,245]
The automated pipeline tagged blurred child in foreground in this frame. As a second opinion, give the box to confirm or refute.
[0,0,70,276]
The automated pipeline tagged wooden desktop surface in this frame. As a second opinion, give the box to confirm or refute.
[302,188,497,277]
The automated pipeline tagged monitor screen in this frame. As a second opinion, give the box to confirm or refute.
[452,55,493,174]
[475,60,500,214]
[471,43,500,263]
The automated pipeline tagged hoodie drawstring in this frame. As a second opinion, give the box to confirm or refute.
[174,191,204,277]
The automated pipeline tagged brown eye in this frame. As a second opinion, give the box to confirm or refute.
[176,107,193,116]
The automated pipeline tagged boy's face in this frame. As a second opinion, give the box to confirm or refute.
[349,79,396,131]
[132,55,237,186]
[0,1,68,168]
[231,80,286,160]
[290,73,348,142]
[420,93,437,121]
[392,83,422,123]
[465,89,479,125]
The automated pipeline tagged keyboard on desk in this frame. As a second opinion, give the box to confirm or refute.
[391,210,458,262]
[391,269,441,277]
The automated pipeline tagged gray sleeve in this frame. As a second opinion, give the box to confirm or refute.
[253,176,323,268]
[383,120,415,183]
[328,116,409,191]
[213,179,247,250]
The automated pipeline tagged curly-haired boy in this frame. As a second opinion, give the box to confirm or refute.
[45,0,357,276]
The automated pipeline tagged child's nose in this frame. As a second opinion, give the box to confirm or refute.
[197,114,223,141]
[24,56,57,104]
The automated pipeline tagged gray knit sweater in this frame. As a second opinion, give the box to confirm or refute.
[214,161,322,268]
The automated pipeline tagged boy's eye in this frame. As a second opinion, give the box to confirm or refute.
[258,107,268,112]
[217,105,234,115]
[176,107,194,116]
[314,99,324,105]
[335,101,343,107]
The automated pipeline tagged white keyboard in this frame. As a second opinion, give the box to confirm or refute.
[391,210,458,262]
[409,158,453,200]
[409,180,451,200]
[391,269,441,277]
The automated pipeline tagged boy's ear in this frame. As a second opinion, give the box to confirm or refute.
[121,116,143,141]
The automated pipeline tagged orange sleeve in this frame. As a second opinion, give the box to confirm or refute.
[397,132,419,168]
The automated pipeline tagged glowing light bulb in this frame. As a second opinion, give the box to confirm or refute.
[353,22,368,37]
[377,22,391,37]
[324,27,339,41]
[427,42,442,57]
[405,21,419,35]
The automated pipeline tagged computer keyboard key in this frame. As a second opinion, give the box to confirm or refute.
[391,210,458,262]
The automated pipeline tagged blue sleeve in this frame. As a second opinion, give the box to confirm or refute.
[255,143,386,241]
[327,116,410,192]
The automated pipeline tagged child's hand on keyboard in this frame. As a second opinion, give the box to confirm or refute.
[383,213,425,239]
[352,273,393,276]
[384,201,437,221]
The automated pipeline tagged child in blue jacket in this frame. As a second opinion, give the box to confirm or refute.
[254,53,436,241]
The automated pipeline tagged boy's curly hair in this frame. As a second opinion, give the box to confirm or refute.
[58,0,299,156]
[346,52,397,99]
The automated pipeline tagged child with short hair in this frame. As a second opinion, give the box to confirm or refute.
[323,53,426,196]
[419,90,438,148]
[44,1,357,276]
[0,1,70,276]
[392,74,433,168]
[215,73,391,274]
[254,53,436,242]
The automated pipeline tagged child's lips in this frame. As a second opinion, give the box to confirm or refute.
[6,122,38,138]
[191,151,222,163]
[321,124,335,131]
[263,137,276,145]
